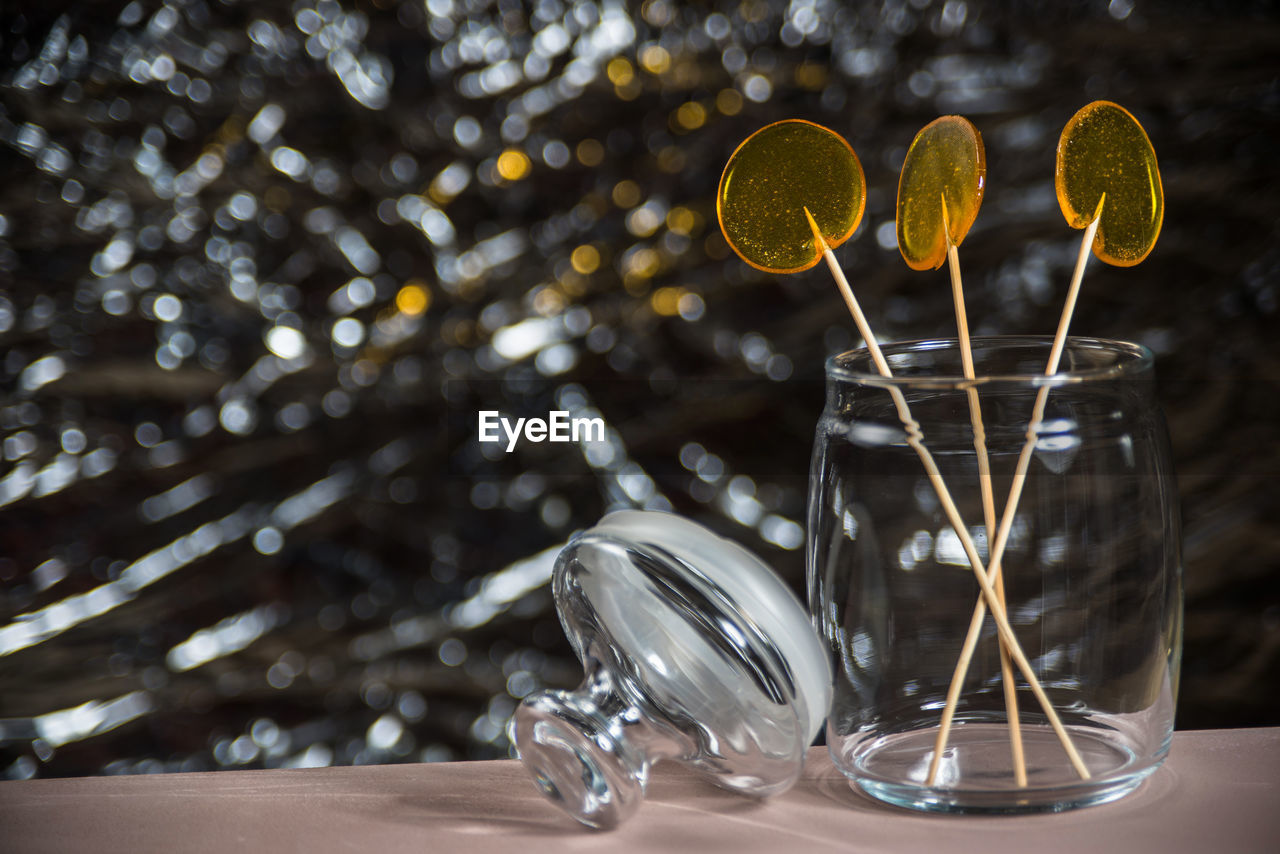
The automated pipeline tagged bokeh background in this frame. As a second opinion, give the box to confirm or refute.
[1,0,1277,779]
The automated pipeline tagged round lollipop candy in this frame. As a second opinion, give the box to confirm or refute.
[895,116,1026,787]
[934,102,1166,787]
[1056,100,1163,266]
[717,119,866,274]
[896,115,986,271]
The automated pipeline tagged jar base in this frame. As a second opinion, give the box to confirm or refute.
[836,723,1160,814]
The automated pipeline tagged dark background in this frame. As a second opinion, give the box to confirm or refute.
[0,0,1277,779]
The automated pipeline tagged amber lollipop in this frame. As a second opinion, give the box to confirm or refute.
[717,119,865,274]
[936,101,1165,786]
[719,122,1089,786]
[896,115,986,272]
[717,119,882,370]
[1057,100,1163,267]
[896,117,1029,788]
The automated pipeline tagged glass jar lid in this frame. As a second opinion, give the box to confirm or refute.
[512,510,831,829]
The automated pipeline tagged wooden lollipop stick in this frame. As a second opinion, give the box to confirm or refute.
[804,210,1091,780]
[929,201,1105,783]
[926,208,1027,788]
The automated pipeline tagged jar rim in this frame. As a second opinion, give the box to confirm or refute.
[825,335,1154,388]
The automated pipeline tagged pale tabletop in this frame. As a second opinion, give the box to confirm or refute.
[1,727,1276,853]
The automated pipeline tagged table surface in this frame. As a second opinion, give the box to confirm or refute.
[1,727,1276,853]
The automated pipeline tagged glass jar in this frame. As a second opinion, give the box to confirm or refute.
[808,337,1182,812]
